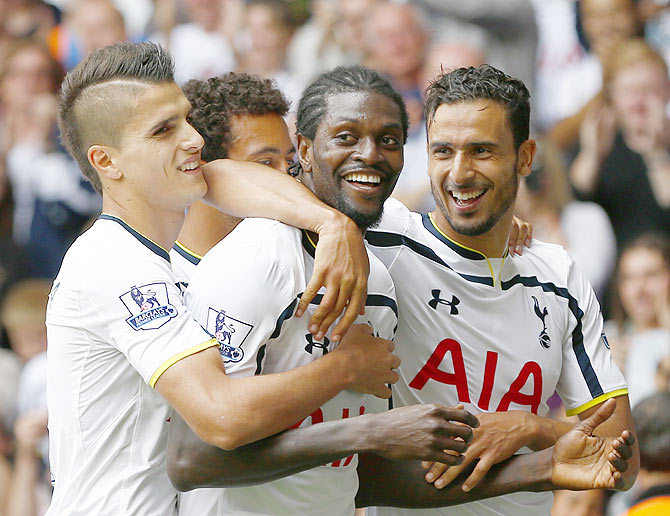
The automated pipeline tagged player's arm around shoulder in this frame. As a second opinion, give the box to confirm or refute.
[161,237,400,454]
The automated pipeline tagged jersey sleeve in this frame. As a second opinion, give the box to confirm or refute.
[555,256,628,416]
[78,255,216,388]
[185,243,298,378]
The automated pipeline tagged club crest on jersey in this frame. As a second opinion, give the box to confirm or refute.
[428,289,460,314]
[206,308,253,362]
[532,296,551,348]
[120,283,177,330]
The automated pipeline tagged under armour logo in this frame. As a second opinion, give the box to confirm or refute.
[305,334,330,355]
[532,296,551,348]
[428,289,460,314]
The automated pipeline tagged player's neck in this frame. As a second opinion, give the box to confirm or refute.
[430,210,511,258]
[101,195,184,252]
[178,200,242,255]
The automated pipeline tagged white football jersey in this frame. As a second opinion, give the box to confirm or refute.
[365,200,627,516]
[46,215,216,516]
[182,217,398,516]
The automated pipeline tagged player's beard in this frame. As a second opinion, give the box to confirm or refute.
[433,160,519,237]
[334,193,384,231]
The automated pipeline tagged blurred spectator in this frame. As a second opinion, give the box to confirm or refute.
[48,0,128,71]
[150,0,236,84]
[364,1,428,133]
[569,39,670,251]
[0,39,63,157]
[1,39,100,277]
[0,279,50,363]
[286,0,377,85]
[0,348,21,512]
[235,0,304,108]
[0,278,50,515]
[1,0,60,44]
[619,392,670,515]
[639,0,670,68]
[515,140,617,300]
[548,0,641,151]
[416,0,538,115]
[605,234,670,407]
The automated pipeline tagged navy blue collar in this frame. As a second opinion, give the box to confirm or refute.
[99,214,171,262]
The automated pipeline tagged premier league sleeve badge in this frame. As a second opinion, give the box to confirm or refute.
[120,283,178,330]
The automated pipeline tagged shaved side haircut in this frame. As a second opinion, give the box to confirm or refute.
[58,41,175,194]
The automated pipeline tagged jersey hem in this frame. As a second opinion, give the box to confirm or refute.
[149,338,218,387]
[565,388,629,416]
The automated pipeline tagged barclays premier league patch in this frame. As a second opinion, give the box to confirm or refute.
[206,308,253,362]
[120,283,178,330]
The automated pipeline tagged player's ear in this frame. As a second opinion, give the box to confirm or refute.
[517,139,536,178]
[297,134,314,176]
[88,144,122,181]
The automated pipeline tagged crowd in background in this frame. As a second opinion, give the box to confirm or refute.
[0,0,668,515]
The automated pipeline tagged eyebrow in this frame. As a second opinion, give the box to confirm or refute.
[148,114,178,134]
[333,118,403,131]
[429,140,500,150]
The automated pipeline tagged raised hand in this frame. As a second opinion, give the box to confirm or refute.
[551,398,636,491]
[333,323,400,399]
[369,404,479,464]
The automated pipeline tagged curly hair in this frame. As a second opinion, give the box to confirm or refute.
[182,72,289,163]
[425,64,530,150]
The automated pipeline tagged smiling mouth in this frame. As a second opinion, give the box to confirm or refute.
[450,189,485,206]
[178,160,201,173]
[343,172,383,187]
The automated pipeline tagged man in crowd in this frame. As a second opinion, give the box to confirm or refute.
[167,65,636,514]
[45,42,404,515]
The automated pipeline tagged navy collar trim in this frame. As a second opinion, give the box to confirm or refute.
[99,214,171,262]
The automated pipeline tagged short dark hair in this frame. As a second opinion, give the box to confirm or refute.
[632,391,670,471]
[425,64,530,150]
[182,72,289,163]
[58,41,175,194]
[296,65,409,143]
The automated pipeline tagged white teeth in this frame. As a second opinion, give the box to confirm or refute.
[451,190,483,201]
[180,161,199,171]
[344,173,381,184]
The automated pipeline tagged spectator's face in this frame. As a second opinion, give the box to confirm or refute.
[581,0,637,61]
[0,46,56,108]
[618,246,670,329]
[299,91,404,229]
[336,0,377,52]
[245,4,291,53]
[71,0,127,55]
[610,60,670,134]
[227,113,295,174]
[368,4,426,80]
[107,82,206,215]
[427,100,533,241]
[185,0,222,31]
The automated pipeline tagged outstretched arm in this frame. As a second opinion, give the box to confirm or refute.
[356,399,635,508]
[201,159,368,341]
[167,404,478,491]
